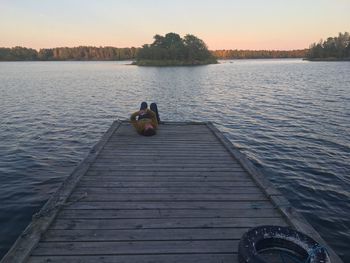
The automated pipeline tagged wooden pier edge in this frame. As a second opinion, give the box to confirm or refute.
[0,121,122,263]
[206,122,343,263]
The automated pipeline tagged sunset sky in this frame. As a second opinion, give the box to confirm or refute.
[0,0,349,50]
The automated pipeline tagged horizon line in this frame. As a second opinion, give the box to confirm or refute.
[0,45,309,51]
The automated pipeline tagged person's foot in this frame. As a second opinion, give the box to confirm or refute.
[150,103,160,123]
[140,101,148,110]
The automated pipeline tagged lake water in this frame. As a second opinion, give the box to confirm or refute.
[0,60,349,261]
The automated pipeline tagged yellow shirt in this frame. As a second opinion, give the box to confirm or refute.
[130,109,158,134]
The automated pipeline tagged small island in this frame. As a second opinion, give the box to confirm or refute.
[133,33,218,66]
[305,32,350,61]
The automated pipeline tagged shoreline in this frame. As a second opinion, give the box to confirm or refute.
[1,57,350,62]
[0,58,303,62]
[132,59,218,67]
[303,58,350,62]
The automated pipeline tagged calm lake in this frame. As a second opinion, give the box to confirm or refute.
[0,59,349,261]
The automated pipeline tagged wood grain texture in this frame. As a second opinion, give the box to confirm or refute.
[57,208,281,219]
[28,254,238,263]
[32,240,239,255]
[63,200,275,210]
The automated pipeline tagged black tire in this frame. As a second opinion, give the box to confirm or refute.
[238,225,330,263]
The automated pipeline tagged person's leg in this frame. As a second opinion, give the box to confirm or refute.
[138,102,148,120]
[150,103,160,123]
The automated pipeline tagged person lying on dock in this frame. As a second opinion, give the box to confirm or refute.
[130,102,160,136]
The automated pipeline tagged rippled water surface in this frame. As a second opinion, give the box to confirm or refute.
[0,60,349,260]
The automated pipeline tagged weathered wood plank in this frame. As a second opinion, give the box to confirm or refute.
[64,200,275,210]
[102,147,228,152]
[108,141,221,144]
[42,228,249,242]
[107,136,219,139]
[97,153,232,157]
[100,146,227,151]
[107,139,222,143]
[108,144,222,147]
[114,135,216,138]
[87,167,245,173]
[92,162,238,167]
[115,136,218,140]
[98,152,231,156]
[49,217,286,230]
[89,164,243,169]
[148,130,213,134]
[96,154,235,159]
[32,240,239,255]
[108,143,222,146]
[93,160,240,165]
[85,170,245,176]
[84,172,249,179]
[57,208,281,219]
[93,159,238,165]
[83,175,251,180]
[77,181,257,187]
[28,254,237,263]
[80,176,251,182]
[67,193,268,202]
[119,133,215,136]
[65,200,274,211]
[73,186,259,194]
[99,152,234,158]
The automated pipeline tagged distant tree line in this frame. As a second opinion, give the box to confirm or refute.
[0,46,138,61]
[0,47,38,61]
[212,49,308,59]
[0,46,309,62]
[135,33,217,65]
[306,32,350,60]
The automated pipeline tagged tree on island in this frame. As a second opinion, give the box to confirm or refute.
[306,32,350,60]
[134,33,217,66]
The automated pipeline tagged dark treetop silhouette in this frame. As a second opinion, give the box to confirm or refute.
[134,32,218,66]
[306,32,350,61]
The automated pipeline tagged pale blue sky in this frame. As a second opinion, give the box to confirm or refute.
[0,0,349,50]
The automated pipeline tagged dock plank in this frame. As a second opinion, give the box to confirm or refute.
[84,170,250,177]
[77,181,258,187]
[63,200,275,210]
[49,217,286,230]
[73,186,260,193]
[28,254,237,263]
[57,208,281,219]
[68,192,268,202]
[32,240,239,255]
[79,175,252,181]
[41,228,249,242]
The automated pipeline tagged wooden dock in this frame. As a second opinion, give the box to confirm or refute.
[2,121,343,263]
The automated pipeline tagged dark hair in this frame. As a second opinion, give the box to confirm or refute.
[143,128,156,136]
